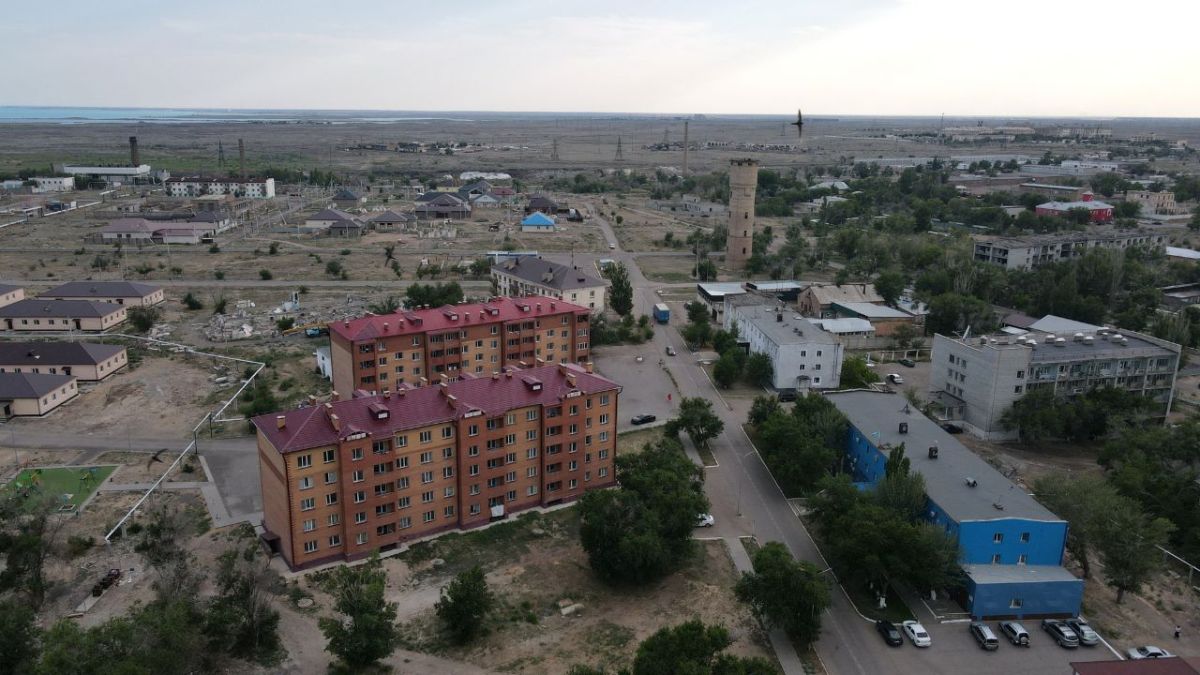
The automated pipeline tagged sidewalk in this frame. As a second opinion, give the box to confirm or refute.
[724,537,808,675]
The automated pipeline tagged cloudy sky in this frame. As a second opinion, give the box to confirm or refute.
[4,0,1197,116]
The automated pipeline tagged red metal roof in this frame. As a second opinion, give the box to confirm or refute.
[254,363,619,454]
[1071,658,1200,675]
[328,296,589,342]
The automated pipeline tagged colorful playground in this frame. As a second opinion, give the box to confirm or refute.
[2,465,116,512]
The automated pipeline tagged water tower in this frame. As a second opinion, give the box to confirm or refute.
[725,159,759,269]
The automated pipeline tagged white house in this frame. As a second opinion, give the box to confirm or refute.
[724,294,844,391]
[31,177,75,193]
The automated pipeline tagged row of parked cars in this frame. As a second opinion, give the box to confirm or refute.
[878,616,1173,660]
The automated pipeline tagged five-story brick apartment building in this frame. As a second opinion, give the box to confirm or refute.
[328,297,592,396]
[254,362,619,570]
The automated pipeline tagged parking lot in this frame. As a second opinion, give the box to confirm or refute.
[591,341,682,433]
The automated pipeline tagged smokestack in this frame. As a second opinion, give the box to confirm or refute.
[238,138,246,179]
[129,136,140,167]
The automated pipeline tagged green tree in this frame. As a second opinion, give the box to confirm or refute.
[405,281,465,308]
[874,270,906,307]
[126,306,161,333]
[469,257,492,278]
[275,317,295,332]
[0,497,63,608]
[682,319,713,348]
[259,269,273,280]
[578,438,708,584]
[685,300,711,324]
[0,600,40,675]
[674,397,725,450]
[436,566,495,644]
[735,542,830,648]
[1032,473,1121,579]
[368,296,401,315]
[631,620,776,675]
[1097,503,1175,603]
[182,292,203,310]
[204,546,283,664]
[318,555,399,670]
[712,351,741,389]
[605,262,634,316]
[744,353,774,387]
[695,258,718,281]
[839,356,879,389]
[747,394,781,426]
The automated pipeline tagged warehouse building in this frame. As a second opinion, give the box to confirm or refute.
[827,390,1082,620]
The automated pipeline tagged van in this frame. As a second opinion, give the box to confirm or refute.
[970,622,999,651]
[998,621,1030,647]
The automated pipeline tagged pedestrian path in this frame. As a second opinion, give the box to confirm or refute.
[724,537,807,675]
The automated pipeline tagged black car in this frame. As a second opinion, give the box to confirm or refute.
[630,414,657,426]
[941,423,964,434]
[876,620,903,647]
[898,358,916,368]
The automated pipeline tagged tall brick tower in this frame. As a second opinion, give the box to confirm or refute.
[725,159,759,269]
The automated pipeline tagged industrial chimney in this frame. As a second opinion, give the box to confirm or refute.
[129,136,140,166]
[238,138,246,179]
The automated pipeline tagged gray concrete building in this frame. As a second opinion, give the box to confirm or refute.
[723,295,843,391]
[930,318,1180,440]
[972,229,1167,271]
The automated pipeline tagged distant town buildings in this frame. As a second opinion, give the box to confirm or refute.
[254,362,619,570]
[828,301,918,337]
[166,177,276,199]
[327,297,593,395]
[491,258,608,312]
[929,318,1180,440]
[1123,190,1180,216]
[797,283,883,318]
[62,164,155,186]
[414,193,470,219]
[828,390,1082,620]
[30,176,75,193]
[99,218,218,245]
[723,294,844,391]
[972,229,1166,271]
[1035,193,1114,223]
[696,282,747,318]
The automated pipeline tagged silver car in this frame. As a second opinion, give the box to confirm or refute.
[1065,618,1099,646]
[1127,646,1173,659]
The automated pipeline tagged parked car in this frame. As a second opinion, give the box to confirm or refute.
[887,373,904,385]
[898,358,916,368]
[1042,619,1080,648]
[901,620,931,647]
[940,423,964,434]
[777,390,797,402]
[969,622,999,651]
[1127,646,1173,660]
[998,621,1030,647]
[1065,618,1100,646]
[875,620,903,647]
[631,414,656,425]
[695,513,715,528]
[666,345,677,356]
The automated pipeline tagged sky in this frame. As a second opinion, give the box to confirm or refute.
[3,0,1198,117]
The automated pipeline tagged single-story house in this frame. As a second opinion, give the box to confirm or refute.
[414,193,471,219]
[98,218,217,244]
[366,210,413,231]
[0,341,128,381]
[520,212,557,232]
[332,189,365,208]
[0,284,25,309]
[797,283,883,318]
[525,195,559,215]
[0,299,128,331]
[458,180,493,200]
[329,220,365,237]
[470,192,501,208]
[489,186,517,203]
[0,372,79,417]
[42,281,165,306]
[304,208,361,231]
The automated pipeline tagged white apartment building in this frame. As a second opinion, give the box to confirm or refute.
[723,295,844,391]
[1124,190,1180,216]
[31,176,74,193]
[930,318,1180,440]
[166,177,276,199]
[972,229,1166,271]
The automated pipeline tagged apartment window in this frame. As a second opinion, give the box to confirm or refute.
[993,533,1004,544]
[444,486,455,498]
[991,554,1002,564]
[526,429,538,441]
[526,409,539,421]
[442,427,453,439]
[352,470,364,483]
[374,483,393,497]
[357,533,369,546]
[351,448,364,461]
[599,449,609,459]
[469,504,481,515]
[328,513,340,526]
[527,467,538,478]
[599,431,609,442]
[505,452,517,464]
[507,490,517,502]
[423,510,435,523]
[354,511,367,524]
[1009,598,1023,609]
[375,503,394,516]
[322,449,336,464]
[419,431,432,443]
[300,497,315,511]
[297,454,312,469]
[420,451,433,464]
[468,424,479,437]
[442,447,454,459]
[527,485,538,496]
[598,467,608,478]
[1014,385,1023,394]
[1020,532,1030,543]
[1017,554,1028,565]
[396,456,409,469]
[395,434,408,448]
[444,505,455,518]
[468,445,479,457]
[399,516,412,529]
[470,484,480,495]
[302,519,316,532]
[568,479,578,490]
[353,491,366,504]
[329,535,341,547]
[506,471,517,483]
[324,471,337,485]
[373,462,391,476]
[599,414,609,425]
[1016,370,1025,379]
[469,464,480,476]
[442,466,454,479]
[600,394,610,405]
[526,448,538,459]
[325,493,338,506]
[298,476,313,490]
[568,460,578,471]
[304,540,318,553]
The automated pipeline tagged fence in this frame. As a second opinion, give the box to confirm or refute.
[1160,546,1200,591]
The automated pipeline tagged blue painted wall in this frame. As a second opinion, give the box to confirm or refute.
[966,576,1083,619]
[957,520,1067,566]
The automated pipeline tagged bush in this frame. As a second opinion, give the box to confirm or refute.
[67,535,95,558]
[259,269,273,280]
[276,317,295,332]
[182,292,203,310]
[209,244,221,253]
[214,270,225,280]
[127,306,161,333]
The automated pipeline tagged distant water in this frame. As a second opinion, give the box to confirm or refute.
[0,106,483,124]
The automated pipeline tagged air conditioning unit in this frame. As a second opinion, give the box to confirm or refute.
[899,422,908,434]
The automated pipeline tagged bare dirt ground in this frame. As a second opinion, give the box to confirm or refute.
[44,354,213,438]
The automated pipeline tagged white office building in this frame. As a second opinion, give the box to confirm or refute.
[724,295,844,391]
[166,177,276,199]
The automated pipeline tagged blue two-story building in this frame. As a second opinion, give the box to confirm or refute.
[826,390,1083,620]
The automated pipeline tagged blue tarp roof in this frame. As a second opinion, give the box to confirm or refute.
[521,212,555,226]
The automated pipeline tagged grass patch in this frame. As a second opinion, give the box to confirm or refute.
[696,443,718,467]
[616,426,664,456]
[2,465,115,510]
[401,507,580,579]
[740,535,761,559]
[841,580,913,623]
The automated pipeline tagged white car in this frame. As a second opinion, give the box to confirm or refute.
[887,373,904,385]
[1127,646,1173,660]
[696,514,715,528]
[902,620,931,647]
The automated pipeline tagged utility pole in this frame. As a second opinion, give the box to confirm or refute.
[614,136,624,162]
[683,121,690,176]
[550,137,559,161]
